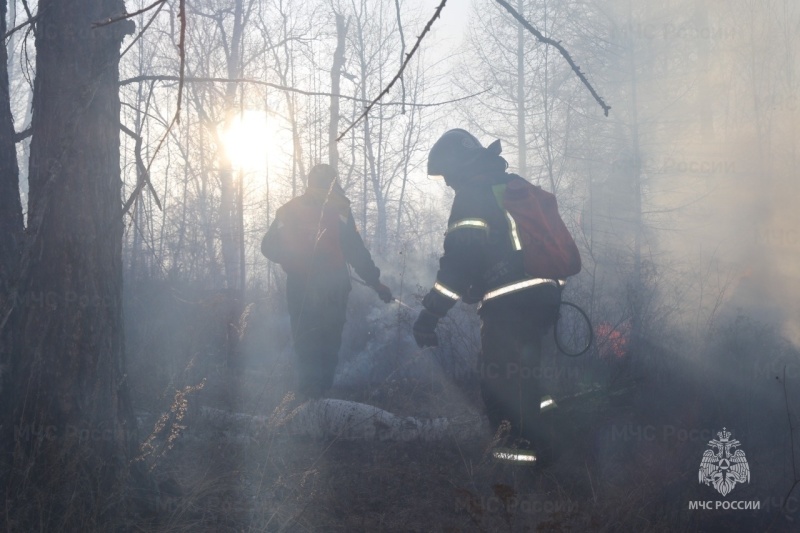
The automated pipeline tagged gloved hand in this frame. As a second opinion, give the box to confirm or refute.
[373,282,393,303]
[413,309,440,347]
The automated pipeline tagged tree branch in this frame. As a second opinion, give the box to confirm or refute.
[336,0,448,141]
[494,0,611,117]
[118,0,168,62]
[13,128,31,143]
[394,0,407,114]
[119,74,489,108]
[122,0,186,220]
[175,0,186,122]
[3,14,38,40]
[120,123,162,215]
[92,0,167,28]
[19,0,35,33]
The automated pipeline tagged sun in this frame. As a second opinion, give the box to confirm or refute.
[221,110,271,173]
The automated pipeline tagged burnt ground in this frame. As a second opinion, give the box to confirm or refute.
[124,290,800,532]
[129,367,799,532]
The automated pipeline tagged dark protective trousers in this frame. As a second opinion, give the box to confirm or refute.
[479,312,546,445]
[478,284,560,449]
[286,275,350,398]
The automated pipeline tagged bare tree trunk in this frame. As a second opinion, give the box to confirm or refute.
[354,5,386,250]
[329,13,347,170]
[190,98,222,285]
[5,0,16,74]
[216,0,248,368]
[0,0,23,287]
[288,88,306,193]
[626,0,644,356]
[516,0,527,177]
[394,61,423,240]
[364,120,386,252]
[174,114,191,279]
[0,0,24,466]
[2,0,144,527]
[219,0,245,293]
[395,111,414,237]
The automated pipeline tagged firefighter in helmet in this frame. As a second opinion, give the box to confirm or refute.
[413,129,562,462]
[262,164,393,399]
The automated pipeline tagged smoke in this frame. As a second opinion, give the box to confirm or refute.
[588,2,800,351]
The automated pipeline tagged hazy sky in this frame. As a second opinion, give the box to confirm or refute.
[420,0,471,51]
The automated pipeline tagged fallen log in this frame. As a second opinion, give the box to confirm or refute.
[199,398,487,442]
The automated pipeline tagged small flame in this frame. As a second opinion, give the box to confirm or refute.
[594,321,630,359]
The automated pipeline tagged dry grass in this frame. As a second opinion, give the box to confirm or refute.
[129,363,656,532]
[120,286,800,532]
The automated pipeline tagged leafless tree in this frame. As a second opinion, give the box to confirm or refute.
[1,0,146,528]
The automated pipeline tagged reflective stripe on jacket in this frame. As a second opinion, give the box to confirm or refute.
[422,173,552,317]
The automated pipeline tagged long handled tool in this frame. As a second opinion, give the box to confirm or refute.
[350,275,418,311]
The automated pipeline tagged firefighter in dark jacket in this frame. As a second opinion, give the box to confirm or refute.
[413,129,562,462]
[262,164,393,399]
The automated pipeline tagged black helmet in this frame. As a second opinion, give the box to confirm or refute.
[427,129,485,177]
[307,164,338,190]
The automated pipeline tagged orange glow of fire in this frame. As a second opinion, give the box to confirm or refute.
[594,321,630,359]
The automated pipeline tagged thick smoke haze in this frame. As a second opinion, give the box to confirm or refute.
[1,0,799,530]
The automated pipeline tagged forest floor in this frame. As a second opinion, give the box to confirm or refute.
[124,291,799,532]
[130,359,795,532]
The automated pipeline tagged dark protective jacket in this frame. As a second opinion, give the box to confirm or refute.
[422,172,561,319]
[261,188,381,289]
[421,168,563,451]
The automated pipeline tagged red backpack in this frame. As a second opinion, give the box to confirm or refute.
[494,175,581,279]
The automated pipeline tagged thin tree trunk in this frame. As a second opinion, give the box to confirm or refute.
[190,97,222,285]
[5,0,16,74]
[516,0,527,177]
[217,0,246,369]
[0,0,23,286]
[395,113,413,237]
[329,13,347,170]
[0,0,24,278]
[288,88,306,193]
[627,0,643,355]
[0,0,25,464]
[174,113,190,279]
[219,0,244,292]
